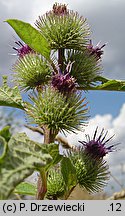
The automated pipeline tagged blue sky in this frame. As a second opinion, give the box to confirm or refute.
[1,0,125,196]
[87,91,125,117]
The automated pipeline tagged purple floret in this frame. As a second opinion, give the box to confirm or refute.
[87,40,106,60]
[13,41,34,58]
[51,62,77,95]
[79,127,116,159]
[52,3,68,15]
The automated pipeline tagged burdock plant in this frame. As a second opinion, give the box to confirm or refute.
[0,3,123,200]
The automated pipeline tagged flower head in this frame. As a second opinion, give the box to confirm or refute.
[51,62,77,95]
[13,53,51,91]
[35,5,90,50]
[79,127,116,159]
[25,87,88,134]
[13,41,34,58]
[87,40,106,60]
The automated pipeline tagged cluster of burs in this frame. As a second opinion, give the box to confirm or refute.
[0,3,116,200]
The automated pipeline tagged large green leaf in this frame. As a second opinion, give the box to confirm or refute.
[61,157,77,195]
[0,133,52,199]
[0,76,24,109]
[78,76,125,92]
[6,19,50,59]
[13,144,62,197]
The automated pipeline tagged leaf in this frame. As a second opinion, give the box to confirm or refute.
[43,143,63,171]
[0,133,52,199]
[6,19,50,59]
[78,75,125,92]
[93,75,109,83]
[14,182,37,196]
[0,136,7,161]
[94,77,125,91]
[0,126,11,142]
[0,76,24,109]
[61,157,77,193]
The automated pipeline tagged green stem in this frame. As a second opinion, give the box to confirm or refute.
[37,169,47,200]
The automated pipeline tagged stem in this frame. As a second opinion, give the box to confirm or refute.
[58,48,65,71]
[24,125,44,135]
[36,127,57,199]
[37,169,47,200]
[50,59,58,73]
[14,193,22,200]
[65,185,76,200]
[44,127,57,144]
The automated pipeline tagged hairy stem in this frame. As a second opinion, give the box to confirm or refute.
[43,127,57,144]
[37,127,57,200]
[37,169,47,200]
[58,48,65,71]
